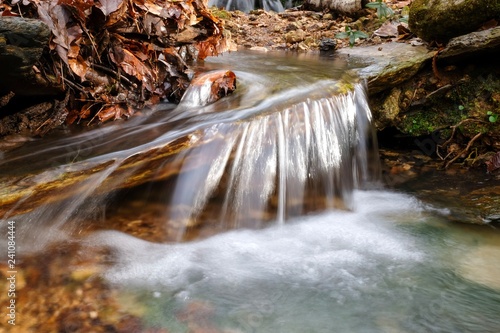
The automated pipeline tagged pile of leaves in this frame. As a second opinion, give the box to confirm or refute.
[0,0,232,125]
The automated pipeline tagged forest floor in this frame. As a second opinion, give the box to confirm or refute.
[214,3,418,53]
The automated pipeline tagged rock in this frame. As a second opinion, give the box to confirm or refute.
[0,17,61,96]
[375,88,401,129]
[409,0,500,43]
[439,26,500,60]
[249,46,269,52]
[208,0,284,13]
[319,37,337,56]
[459,244,500,290]
[336,42,435,94]
[285,29,306,43]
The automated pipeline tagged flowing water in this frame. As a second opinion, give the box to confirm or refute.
[1,51,500,332]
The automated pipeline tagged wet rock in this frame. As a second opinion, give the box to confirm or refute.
[319,37,337,52]
[336,42,434,94]
[409,0,500,43]
[375,87,402,129]
[459,244,500,290]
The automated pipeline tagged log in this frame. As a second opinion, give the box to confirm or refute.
[302,0,368,15]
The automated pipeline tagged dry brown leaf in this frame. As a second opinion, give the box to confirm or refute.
[96,0,124,16]
[105,0,129,26]
[97,105,120,122]
[373,21,398,38]
[58,0,94,23]
[486,152,500,173]
[119,49,146,80]
[68,56,90,80]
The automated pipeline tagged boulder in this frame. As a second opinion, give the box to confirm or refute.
[0,17,61,96]
[409,0,500,43]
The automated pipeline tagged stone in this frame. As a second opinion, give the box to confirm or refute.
[0,17,61,96]
[409,0,500,42]
[323,13,334,20]
[376,88,402,129]
[336,42,435,94]
[319,37,337,56]
[439,26,500,60]
[285,29,306,43]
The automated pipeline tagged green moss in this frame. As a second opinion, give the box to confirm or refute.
[409,0,500,42]
[398,108,455,136]
[210,7,231,20]
[398,76,500,137]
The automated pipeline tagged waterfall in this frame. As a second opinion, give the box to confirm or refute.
[168,81,378,234]
[208,0,285,13]
[0,53,379,249]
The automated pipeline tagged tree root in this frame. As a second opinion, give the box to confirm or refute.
[437,118,488,169]
[443,132,483,169]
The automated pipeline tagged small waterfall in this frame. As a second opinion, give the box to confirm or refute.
[208,0,284,13]
[168,81,378,234]
[0,54,379,249]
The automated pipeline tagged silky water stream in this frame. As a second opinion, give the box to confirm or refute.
[1,51,499,332]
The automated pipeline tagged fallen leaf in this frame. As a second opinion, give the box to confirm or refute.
[96,0,124,16]
[59,0,95,23]
[373,21,398,38]
[96,104,131,122]
[486,152,500,173]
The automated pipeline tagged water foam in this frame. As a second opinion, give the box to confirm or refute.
[91,190,424,293]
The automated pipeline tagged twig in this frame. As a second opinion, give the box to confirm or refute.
[425,84,452,100]
[91,63,137,88]
[62,77,87,94]
[444,132,483,169]
[432,48,444,80]
[438,118,486,154]
[0,91,15,108]
[78,22,101,63]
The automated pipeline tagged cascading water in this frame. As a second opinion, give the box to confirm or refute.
[1,51,499,332]
[0,52,377,246]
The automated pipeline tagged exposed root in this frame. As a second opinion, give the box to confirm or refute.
[443,132,483,169]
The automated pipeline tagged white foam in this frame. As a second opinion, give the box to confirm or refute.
[90,190,425,294]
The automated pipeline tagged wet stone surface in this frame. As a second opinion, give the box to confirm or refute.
[381,149,500,225]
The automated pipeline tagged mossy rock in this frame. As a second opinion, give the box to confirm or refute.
[409,0,500,43]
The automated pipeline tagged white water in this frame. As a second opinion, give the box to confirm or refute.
[90,190,500,332]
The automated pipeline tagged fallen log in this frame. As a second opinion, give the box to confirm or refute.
[302,0,368,15]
